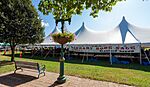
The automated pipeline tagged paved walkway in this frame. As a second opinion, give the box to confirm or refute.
[0,70,134,87]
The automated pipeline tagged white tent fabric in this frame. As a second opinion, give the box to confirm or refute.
[40,26,61,45]
[128,25,150,43]
[71,17,150,44]
[41,16,150,45]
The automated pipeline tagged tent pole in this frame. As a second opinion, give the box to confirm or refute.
[82,52,85,63]
[67,45,70,59]
[110,48,112,65]
[41,47,43,57]
[86,52,88,61]
[140,44,142,64]
[30,48,38,58]
[43,49,50,59]
[53,46,55,57]
[68,47,70,59]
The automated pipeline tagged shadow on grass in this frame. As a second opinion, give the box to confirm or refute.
[0,60,14,67]
[4,54,150,72]
[0,73,37,86]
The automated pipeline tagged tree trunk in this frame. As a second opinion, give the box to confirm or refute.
[11,46,15,62]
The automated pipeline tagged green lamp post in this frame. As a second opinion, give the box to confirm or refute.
[55,18,71,84]
[38,0,123,84]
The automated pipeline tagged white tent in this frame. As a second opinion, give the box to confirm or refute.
[70,17,150,64]
[41,16,150,45]
[40,26,61,45]
[40,17,150,64]
[72,17,150,45]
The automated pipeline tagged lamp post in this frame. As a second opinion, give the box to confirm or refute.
[56,18,71,84]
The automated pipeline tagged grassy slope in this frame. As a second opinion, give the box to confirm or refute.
[0,54,150,87]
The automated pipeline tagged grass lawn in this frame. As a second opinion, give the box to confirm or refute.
[0,53,150,87]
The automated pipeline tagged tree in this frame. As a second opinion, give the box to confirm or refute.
[38,0,124,19]
[0,0,45,61]
[38,0,124,83]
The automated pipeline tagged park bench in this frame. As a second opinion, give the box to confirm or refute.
[14,61,45,78]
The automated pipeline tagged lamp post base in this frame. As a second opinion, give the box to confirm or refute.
[56,75,67,84]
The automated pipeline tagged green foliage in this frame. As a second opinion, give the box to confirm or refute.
[0,0,45,45]
[52,32,75,44]
[0,0,45,61]
[38,0,124,19]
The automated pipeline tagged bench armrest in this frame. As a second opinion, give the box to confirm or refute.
[38,64,46,71]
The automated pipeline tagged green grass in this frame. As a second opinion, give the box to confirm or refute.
[0,54,150,87]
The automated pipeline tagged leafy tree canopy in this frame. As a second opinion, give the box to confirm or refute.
[0,0,45,61]
[38,0,124,20]
[0,0,44,45]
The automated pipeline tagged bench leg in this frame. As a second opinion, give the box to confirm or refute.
[44,72,45,76]
[14,69,17,73]
[14,68,23,73]
[38,74,40,78]
[37,71,45,78]
[21,68,23,71]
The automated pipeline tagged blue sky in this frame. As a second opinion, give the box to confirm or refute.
[32,0,150,37]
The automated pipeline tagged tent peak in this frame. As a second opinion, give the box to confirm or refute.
[82,22,87,29]
[121,16,127,23]
[119,16,128,27]
[82,22,85,26]
[119,16,129,44]
[75,22,88,35]
[122,16,125,20]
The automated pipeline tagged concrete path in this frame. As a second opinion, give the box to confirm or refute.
[0,70,134,87]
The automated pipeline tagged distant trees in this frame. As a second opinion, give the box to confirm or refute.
[0,0,45,61]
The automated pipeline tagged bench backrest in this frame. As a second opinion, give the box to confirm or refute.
[15,61,39,70]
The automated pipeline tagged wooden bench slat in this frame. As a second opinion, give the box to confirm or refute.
[16,64,37,69]
[14,61,46,78]
[15,61,38,66]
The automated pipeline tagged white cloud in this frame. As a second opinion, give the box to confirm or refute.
[41,20,49,27]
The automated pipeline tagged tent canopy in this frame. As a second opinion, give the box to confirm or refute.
[41,16,150,45]
[71,16,150,44]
